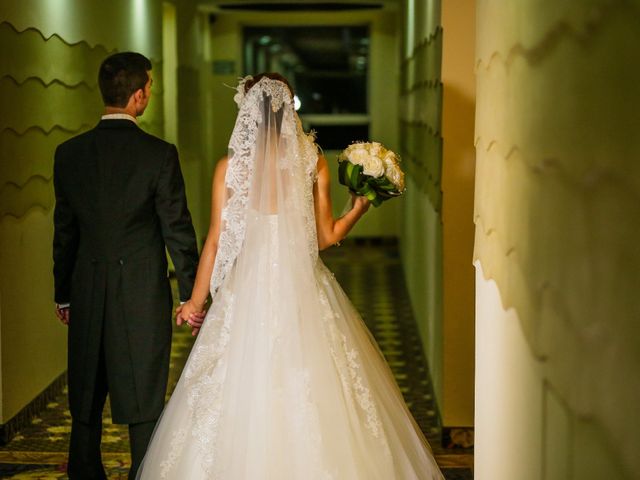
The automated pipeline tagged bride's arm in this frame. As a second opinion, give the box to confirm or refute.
[178,156,228,332]
[314,154,370,250]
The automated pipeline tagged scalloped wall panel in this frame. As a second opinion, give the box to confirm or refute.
[400,24,443,206]
[0,175,54,220]
[399,0,445,414]
[0,0,164,422]
[474,0,640,477]
[0,1,162,59]
[399,0,476,428]
[0,129,68,187]
[0,76,102,133]
[0,21,113,88]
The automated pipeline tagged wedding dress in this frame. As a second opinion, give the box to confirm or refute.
[137,77,444,479]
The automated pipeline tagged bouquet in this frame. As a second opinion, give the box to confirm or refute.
[337,142,405,207]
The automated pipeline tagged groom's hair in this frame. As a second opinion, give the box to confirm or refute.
[98,52,152,107]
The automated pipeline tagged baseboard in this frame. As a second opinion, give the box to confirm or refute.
[0,372,67,445]
[442,426,475,449]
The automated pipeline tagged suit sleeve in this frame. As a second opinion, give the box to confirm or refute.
[53,147,79,304]
[155,144,199,302]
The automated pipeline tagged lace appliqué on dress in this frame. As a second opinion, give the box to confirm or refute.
[158,428,187,479]
[317,266,390,455]
[158,289,236,478]
[186,290,235,475]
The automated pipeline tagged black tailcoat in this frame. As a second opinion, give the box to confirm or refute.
[53,119,199,424]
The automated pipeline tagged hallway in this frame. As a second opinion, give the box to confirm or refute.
[0,241,472,479]
[1,0,639,478]
[0,0,478,477]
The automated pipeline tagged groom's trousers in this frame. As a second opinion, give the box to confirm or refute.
[67,341,157,480]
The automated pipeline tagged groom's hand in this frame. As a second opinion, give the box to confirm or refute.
[55,305,70,325]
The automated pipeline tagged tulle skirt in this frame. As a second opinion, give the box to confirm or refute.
[138,214,443,479]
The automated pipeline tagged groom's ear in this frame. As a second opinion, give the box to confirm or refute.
[133,88,144,102]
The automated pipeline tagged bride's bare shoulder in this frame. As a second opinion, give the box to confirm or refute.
[316,154,329,180]
[214,155,229,178]
[210,155,229,192]
[216,155,229,170]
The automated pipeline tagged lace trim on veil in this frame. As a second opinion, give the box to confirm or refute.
[210,77,319,295]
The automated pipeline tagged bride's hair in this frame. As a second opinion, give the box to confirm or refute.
[244,72,294,97]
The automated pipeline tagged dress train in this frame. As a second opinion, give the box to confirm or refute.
[138,214,443,479]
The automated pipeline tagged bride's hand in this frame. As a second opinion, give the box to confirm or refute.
[350,193,371,214]
[176,299,207,336]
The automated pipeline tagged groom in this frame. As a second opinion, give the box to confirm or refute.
[53,52,202,479]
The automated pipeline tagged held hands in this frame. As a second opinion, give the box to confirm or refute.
[176,299,207,336]
[55,302,206,333]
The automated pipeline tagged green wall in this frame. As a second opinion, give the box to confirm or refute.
[173,1,211,242]
[0,0,163,423]
[474,0,640,477]
[398,0,445,415]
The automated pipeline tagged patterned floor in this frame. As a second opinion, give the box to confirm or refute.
[0,240,472,479]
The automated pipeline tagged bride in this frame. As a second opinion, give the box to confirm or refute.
[137,73,444,479]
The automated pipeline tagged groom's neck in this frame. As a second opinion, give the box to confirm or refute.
[104,106,137,118]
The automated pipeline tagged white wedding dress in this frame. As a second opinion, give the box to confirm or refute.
[137,77,443,480]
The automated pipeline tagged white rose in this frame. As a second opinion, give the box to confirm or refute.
[362,155,386,178]
[383,150,398,167]
[386,163,405,190]
[348,148,369,165]
[383,155,398,176]
[368,142,382,157]
[342,143,364,159]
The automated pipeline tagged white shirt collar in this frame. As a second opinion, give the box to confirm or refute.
[101,113,137,124]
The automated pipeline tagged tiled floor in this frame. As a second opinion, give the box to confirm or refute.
[0,240,472,479]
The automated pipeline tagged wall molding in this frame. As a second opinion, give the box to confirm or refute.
[0,203,51,221]
[0,20,113,53]
[0,124,94,137]
[0,74,97,91]
[474,137,640,198]
[401,25,443,63]
[401,79,442,94]
[475,1,640,71]
[400,118,441,137]
[0,20,162,66]
[0,175,52,194]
